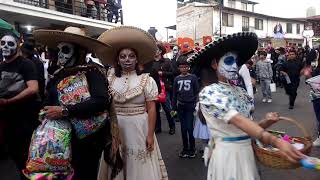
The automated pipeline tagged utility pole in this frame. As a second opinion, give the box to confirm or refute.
[219,0,223,37]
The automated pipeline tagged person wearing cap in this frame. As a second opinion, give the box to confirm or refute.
[189,32,303,180]
[32,27,121,180]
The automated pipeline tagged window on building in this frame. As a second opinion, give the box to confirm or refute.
[242,16,249,31]
[241,3,247,11]
[228,0,235,8]
[287,23,292,33]
[254,18,263,30]
[222,13,234,27]
[296,24,300,34]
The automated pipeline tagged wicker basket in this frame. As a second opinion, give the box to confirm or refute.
[252,116,312,169]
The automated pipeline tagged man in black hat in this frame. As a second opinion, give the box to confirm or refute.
[21,38,45,101]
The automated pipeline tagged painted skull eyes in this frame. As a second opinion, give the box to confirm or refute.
[223,56,236,65]
[0,41,15,47]
[60,46,71,54]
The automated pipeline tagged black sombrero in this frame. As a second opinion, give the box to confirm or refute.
[188,32,258,67]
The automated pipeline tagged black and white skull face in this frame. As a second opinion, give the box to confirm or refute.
[0,35,18,58]
[57,42,75,66]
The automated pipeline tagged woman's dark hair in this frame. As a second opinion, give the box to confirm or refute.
[176,55,189,66]
[288,49,297,54]
[258,50,267,57]
[157,43,167,57]
[192,59,218,88]
[277,47,286,54]
[246,60,254,66]
[114,48,142,77]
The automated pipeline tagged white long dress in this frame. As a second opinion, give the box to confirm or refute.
[199,82,259,180]
[107,71,168,180]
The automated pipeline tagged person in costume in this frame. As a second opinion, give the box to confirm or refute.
[189,32,303,180]
[33,27,122,180]
[0,32,40,180]
[97,26,168,180]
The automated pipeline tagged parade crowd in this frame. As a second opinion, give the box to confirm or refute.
[0,26,320,180]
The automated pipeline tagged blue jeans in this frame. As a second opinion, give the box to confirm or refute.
[313,98,320,135]
[156,91,175,130]
[177,102,195,151]
[260,79,272,99]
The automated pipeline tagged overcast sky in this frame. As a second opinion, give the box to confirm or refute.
[121,0,320,39]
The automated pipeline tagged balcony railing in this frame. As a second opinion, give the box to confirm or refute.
[13,0,123,24]
[242,27,249,32]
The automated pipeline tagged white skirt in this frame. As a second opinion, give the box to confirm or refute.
[207,139,260,180]
[193,116,211,140]
[118,113,168,180]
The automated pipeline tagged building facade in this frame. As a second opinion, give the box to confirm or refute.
[0,0,123,36]
[177,0,306,47]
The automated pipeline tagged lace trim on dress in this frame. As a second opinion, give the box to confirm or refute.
[109,73,149,103]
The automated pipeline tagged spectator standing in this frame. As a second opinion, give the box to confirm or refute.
[153,43,175,134]
[255,51,273,103]
[275,47,286,87]
[173,56,199,158]
[239,61,254,99]
[280,49,304,109]
[305,45,317,66]
[21,38,45,101]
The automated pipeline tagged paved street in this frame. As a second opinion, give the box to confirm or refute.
[157,81,320,180]
[1,81,320,180]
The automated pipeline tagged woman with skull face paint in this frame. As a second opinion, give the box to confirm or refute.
[33,27,122,180]
[97,26,168,180]
[190,32,304,180]
[0,32,41,179]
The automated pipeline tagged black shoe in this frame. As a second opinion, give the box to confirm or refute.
[155,129,162,134]
[188,150,196,158]
[169,128,175,135]
[178,150,189,158]
[289,105,294,109]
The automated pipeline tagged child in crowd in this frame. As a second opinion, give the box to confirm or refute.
[173,56,200,158]
[256,51,273,103]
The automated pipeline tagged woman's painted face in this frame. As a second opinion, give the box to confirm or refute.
[118,48,137,72]
[218,52,239,80]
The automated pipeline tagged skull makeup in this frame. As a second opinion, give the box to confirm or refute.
[173,46,179,56]
[0,35,18,58]
[57,42,75,67]
[218,52,239,80]
[118,48,137,72]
